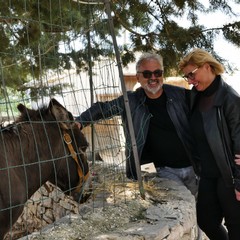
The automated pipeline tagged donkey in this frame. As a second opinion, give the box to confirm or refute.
[0,99,91,239]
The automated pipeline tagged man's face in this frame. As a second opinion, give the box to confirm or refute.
[136,59,164,98]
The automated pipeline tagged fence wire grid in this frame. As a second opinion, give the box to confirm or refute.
[0,1,143,239]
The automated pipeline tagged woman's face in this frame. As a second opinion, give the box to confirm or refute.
[182,63,216,91]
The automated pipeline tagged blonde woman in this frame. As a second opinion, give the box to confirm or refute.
[179,48,240,240]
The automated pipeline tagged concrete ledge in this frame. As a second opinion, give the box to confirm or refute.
[19,175,199,240]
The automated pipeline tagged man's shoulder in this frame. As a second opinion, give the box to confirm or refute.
[126,88,145,106]
[163,84,190,100]
[128,87,144,97]
[163,83,185,91]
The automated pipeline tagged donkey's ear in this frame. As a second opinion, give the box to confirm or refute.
[49,98,64,108]
[16,103,33,122]
[17,103,27,113]
[49,98,73,130]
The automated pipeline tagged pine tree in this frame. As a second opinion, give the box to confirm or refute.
[0,0,239,89]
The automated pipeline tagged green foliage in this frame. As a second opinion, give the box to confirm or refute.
[19,83,70,100]
[0,0,239,91]
[0,87,28,117]
[111,0,240,74]
[223,21,240,45]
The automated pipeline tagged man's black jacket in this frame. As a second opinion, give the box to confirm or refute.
[76,84,200,179]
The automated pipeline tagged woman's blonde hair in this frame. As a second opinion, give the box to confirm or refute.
[179,48,224,75]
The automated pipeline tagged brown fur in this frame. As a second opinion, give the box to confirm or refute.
[0,99,89,239]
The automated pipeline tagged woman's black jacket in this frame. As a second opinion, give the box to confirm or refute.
[190,77,240,191]
[76,84,200,179]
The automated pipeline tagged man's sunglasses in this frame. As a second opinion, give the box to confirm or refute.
[137,69,163,78]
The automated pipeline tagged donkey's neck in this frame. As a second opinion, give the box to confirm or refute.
[18,123,63,195]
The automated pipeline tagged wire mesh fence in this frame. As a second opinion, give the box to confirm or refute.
[0,1,142,239]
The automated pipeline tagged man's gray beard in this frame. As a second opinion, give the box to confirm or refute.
[143,82,163,95]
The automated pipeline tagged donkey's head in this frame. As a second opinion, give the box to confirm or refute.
[17,99,91,203]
